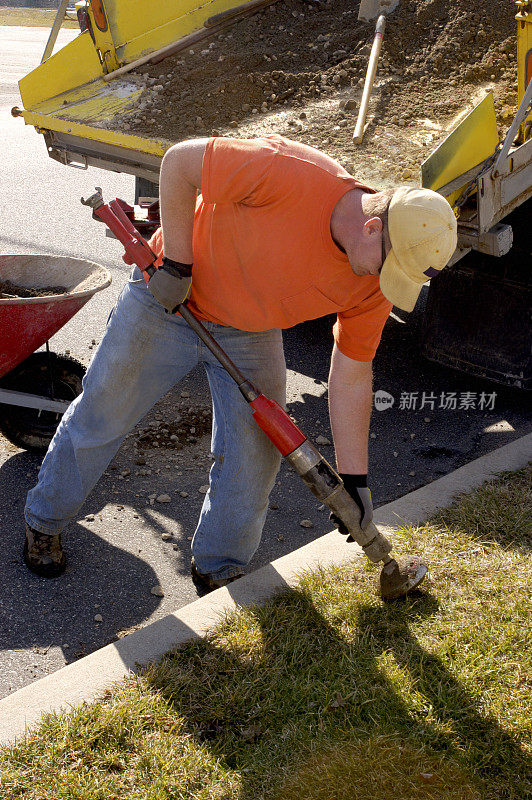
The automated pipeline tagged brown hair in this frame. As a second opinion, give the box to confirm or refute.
[361,188,396,247]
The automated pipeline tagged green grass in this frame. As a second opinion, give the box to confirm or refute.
[0,8,79,27]
[0,466,530,799]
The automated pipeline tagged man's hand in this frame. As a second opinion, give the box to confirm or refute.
[148,257,192,313]
[331,473,373,539]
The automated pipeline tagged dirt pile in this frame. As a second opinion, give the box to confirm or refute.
[116,0,518,187]
[134,405,212,452]
[0,280,66,298]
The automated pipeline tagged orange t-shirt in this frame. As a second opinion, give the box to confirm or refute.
[150,135,392,361]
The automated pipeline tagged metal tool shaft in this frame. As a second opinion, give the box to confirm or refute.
[177,303,259,402]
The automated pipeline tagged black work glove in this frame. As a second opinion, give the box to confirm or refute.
[148,257,192,313]
[330,473,373,538]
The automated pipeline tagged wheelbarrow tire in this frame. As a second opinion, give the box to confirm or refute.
[0,352,85,452]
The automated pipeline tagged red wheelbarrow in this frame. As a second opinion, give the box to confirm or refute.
[0,254,111,451]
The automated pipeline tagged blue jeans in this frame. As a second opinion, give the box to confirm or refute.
[25,269,286,580]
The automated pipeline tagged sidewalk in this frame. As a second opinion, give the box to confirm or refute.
[0,432,530,745]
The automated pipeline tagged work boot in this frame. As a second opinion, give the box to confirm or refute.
[23,523,66,578]
[190,558,242,596]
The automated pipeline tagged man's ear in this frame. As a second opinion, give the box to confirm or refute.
[362,216,384,237]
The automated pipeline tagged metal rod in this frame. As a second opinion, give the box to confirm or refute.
[177,303,259,402]
[0,388,70,414]
[45,341,56,401]
[492,77,532,177]
[41,0,70,63]
[103,0,281,81]
[204,0,278,28]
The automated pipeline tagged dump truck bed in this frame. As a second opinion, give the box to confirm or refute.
[18,0,275,181]
[16,0,532,220]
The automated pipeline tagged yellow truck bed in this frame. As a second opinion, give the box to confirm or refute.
[16,0,532,222]
[17,0,268,180]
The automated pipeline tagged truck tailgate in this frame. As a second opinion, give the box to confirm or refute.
[17,0,261,179]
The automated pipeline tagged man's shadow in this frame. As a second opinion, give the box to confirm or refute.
[145,589,529,798]
[0,449,165,671]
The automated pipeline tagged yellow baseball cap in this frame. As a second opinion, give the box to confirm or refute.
[380,187,457,312]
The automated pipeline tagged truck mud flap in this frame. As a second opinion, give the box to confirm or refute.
[421,201,531,391]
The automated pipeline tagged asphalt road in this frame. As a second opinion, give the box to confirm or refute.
[1,26,530,700]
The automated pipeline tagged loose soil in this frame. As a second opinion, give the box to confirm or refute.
[0,280,67,298]
[111,0,518,188]
[134,405,213,452]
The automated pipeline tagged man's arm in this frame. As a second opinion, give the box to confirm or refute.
[158,138,209,262]
[328,343,373,474]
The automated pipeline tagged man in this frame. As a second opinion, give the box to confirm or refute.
[23,135,457,592]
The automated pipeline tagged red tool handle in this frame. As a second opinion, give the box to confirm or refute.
[93,202,156,274]
[250,395,306,456]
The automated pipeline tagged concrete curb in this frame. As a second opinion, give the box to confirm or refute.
[1,433,530,745]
